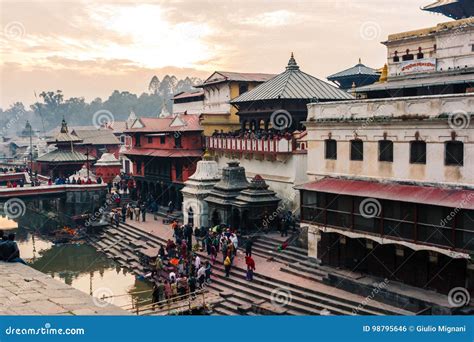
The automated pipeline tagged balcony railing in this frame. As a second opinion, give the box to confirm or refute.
[206,136,297,154]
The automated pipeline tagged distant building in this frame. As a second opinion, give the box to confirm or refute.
[354,17,474,98]
[172,90,204,115]
[36,119,94,178]
[327,59,380,90]
[197,71,275,136]
[124,114,204,209]
[71,128,121,160]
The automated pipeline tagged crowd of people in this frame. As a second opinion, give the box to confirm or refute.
[0,230,24,264]
[145,221,258,309]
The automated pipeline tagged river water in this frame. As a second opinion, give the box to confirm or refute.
[2,217,152,312]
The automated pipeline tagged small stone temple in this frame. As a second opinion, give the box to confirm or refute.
[204,161,280,232]
[181,153,221,228]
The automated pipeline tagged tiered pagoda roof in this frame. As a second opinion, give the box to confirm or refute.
[47,119,82,145]
[234,175,280,208]
[327,59,380,90]
[204,161,250,206]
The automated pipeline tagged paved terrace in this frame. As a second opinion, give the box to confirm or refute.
[124,213,412,315]
[0,262,128,315]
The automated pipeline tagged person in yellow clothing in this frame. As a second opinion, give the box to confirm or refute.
[224,255,232,278]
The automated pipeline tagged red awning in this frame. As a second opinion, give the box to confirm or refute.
[297,178,474,210]
[124,148,202,158]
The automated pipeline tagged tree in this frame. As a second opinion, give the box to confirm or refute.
[148,76,160,95]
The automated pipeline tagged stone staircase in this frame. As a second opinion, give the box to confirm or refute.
[87,223,413,316]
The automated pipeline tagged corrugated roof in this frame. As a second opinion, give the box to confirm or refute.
[328,63,379,80]
[73,129,120,145]
[127,114,202,133]
[198,71,276,87]
[173,90,204,100]
[124,148,203,158]
[36,150,94,163]
[297,178,474,210]
[231,54,354,103]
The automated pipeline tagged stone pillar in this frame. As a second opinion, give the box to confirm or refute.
[307,225,321,263]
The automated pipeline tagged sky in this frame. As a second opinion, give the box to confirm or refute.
[0,0,446,108]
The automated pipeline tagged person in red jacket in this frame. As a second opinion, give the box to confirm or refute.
[245,255,256,281]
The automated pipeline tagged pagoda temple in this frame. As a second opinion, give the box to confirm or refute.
[327,59,380,90]
[36,119,94,178]
[204,161,280,232]
[230,53,353,132]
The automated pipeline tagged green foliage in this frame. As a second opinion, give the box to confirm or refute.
[0,74,202,137]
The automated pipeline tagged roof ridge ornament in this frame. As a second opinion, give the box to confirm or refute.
[286,52,300,71]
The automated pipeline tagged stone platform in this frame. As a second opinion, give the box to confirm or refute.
[0,262,128,315]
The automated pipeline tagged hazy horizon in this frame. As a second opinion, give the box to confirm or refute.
[1,0,447,108]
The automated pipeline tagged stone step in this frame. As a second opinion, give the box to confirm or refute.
[207,265,355,315]
[105,223,411,315]
[280,265,324,283]
[207,278,328,315]
[253,240,308,257]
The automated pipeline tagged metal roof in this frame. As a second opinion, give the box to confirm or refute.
[198,71,276,87]
[36,150,94,163]
[124,148,203,158]
[73,129,120,145]
[354,72,474,92]
[328,62,379,80]
[296,178,474,210]
[231,54,354,103]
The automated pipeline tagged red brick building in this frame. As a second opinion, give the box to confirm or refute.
[124,114,204,209]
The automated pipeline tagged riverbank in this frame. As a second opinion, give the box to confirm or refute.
[0,262,128,315]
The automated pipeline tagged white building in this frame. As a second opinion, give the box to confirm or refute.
[181,155,220,227]
[299,18,474,298]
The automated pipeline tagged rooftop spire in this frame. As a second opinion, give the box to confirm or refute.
[60,118,68,133]
[286,52,300,71]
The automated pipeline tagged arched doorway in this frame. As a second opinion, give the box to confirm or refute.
[211,210,220,227]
